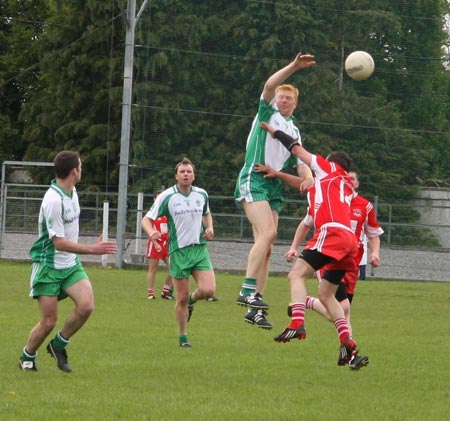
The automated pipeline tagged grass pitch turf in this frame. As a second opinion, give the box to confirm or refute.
[1,261,449,420]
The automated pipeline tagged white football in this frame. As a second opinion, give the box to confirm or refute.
[345,51,374,80]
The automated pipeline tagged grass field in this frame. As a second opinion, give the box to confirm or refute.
[1,260,449,420]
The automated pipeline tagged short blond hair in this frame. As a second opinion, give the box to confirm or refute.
[275,84,299,101]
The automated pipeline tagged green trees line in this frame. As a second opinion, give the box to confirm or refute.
[1,0,450,202]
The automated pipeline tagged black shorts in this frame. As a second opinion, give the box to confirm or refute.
[299,249,333,271]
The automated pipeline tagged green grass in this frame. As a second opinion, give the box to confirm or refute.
[1,260,450,420]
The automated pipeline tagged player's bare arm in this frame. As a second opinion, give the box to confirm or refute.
[142,216,161,241]
[255,163,305,190]
[368,236,381,267]
[262,53,316,102]
[297,163,314,193]
[285,219,312,262]
[202,213,214,240]
[53,235,117,255]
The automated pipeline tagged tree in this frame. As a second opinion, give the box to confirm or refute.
[0,0,49,161]
[18,0,125,187]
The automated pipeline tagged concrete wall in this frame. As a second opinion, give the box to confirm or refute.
[413,188,450,248]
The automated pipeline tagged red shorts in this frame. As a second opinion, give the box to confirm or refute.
[146,239,168,260]
[305,225,357,271]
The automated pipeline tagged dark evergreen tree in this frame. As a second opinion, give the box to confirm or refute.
[18,0,125,187]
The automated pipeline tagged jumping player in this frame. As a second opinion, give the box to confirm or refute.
[260,122,363,367]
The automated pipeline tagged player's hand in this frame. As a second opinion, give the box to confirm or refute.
[369,253,380,267]
[293,53,316,70]
[93,235,117,255]
[299,176,314,193]
[203,227,214,240]
[284,248,298,262]
[255,163,278,179]
[260,122,275,136]
[149,230,161,241]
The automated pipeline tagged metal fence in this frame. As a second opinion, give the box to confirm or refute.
[1,184,450,264]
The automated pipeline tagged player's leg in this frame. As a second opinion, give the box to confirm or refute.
[160,256,174,300]
[61,278,94,338]
[170,247,206,347]
[147,258,159,299]
[191,269,216,301]
[186,244,216,302]
[44,276,93,373]
[237,200,276,308]
[319,271,358,366]
[19,295,58,371]
[172,276,191,347]
[274,257,313,342]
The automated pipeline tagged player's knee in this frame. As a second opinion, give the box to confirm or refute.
[77,300,94,318]
[41,316,57,333]
[202,286,216,298]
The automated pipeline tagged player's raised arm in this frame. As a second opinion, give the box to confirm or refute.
[263,53,316,103]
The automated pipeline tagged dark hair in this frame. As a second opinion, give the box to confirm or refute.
[327,151,352,172]
[54,151,80,179]
[175,157,195,174]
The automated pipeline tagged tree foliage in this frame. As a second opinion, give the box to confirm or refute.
[1,0,449,202]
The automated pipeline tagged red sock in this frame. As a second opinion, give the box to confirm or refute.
[289,302,306,329]
[305,296,317,310]
[334,318,351,344]
[147,289,154,297]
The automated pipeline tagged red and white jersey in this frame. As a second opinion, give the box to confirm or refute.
[350,193,384,249]
[307,155,354,233]
[152,215,169,242]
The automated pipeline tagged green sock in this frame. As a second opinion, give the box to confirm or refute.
[52,331,70,350]
[22,347,37,361]
[188,293,196,305]
[241,278,256,295]
[179,334,189,345]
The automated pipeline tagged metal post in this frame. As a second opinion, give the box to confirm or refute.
[135,192,144,254]
[115,0,137,268]
[115,0,152,268]
[102,201,110,269]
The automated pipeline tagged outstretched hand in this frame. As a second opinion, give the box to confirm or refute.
[293,53,316,70]
[93,235,117,255]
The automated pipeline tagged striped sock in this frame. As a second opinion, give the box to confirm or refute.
[240,278,256,295]
[289,302,306,328]
[147,288,154,297]
[334,318,351,344]
[22,347,37,361]
[52,331,70,350]
[305,296,317,310]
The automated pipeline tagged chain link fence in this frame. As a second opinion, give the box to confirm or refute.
[1,184,450,266]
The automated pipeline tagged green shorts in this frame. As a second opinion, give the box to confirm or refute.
[170,244,213,279]
[234,166,284,213]
[30,261,89,301]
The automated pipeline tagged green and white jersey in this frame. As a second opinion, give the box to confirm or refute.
[243,95,302,171]
[145,185,210,254]
[29,179,81,269]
